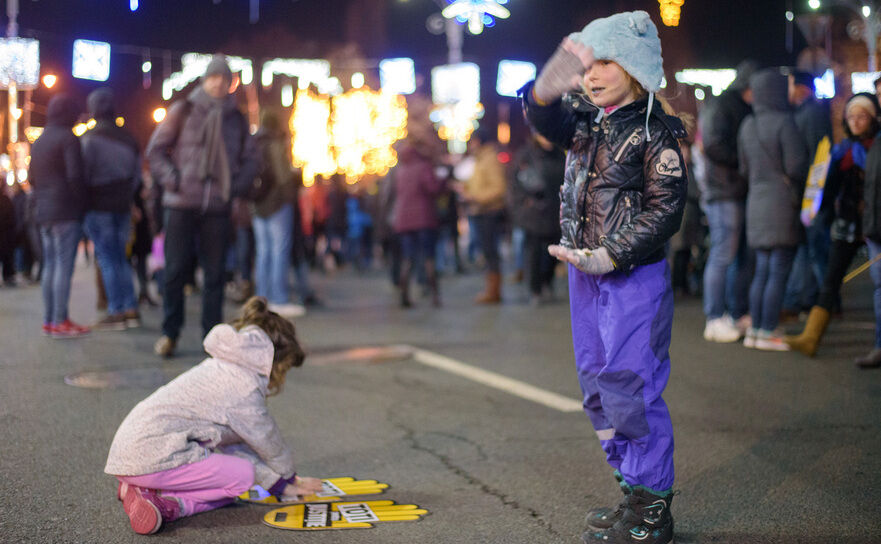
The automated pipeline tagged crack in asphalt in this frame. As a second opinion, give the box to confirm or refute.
[390,414,563,540]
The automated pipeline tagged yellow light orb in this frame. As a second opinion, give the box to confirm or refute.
[152,108,167,123]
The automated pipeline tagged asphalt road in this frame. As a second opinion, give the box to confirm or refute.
[1,254,879,543]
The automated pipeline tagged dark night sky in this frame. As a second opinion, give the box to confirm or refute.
[11,0,801,143]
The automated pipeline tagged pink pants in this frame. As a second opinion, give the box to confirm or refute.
[118,453,254,517]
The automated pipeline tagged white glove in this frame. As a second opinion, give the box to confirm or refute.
[533,38,595,104]
[548,245,615,275]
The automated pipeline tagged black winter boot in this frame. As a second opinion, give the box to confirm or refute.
[585,471,629,529]
[582,487,674,544]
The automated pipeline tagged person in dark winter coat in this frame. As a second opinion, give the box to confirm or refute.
[509,132,564,304]
[669,143,703,296]
[787,93,881,357]
[698,59,758,343]
[324,175,348,268]
[782,71,834,319]
[738,69,810,350]
[853,104,881,368]
[11,181,38,281]
[81,88,142,330]
[0,185,15,285]
[523,11,686,544]
[250,109,304,319]
[146,55,259,357]
[391,139,446,307]
[29,94,90,337]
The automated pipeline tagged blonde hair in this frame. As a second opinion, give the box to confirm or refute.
[231,296,305,396]
[622,70,693,137]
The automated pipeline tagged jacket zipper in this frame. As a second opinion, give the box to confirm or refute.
[613,128,641,163]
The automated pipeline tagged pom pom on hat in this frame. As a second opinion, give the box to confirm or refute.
[569,10,664,93]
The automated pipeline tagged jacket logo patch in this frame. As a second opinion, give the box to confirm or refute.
[655,149,682,177]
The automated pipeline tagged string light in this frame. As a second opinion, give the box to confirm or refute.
[659,0,684,27]
[290,88,335,186]
[290,87,408,186]
[441,0,510,35]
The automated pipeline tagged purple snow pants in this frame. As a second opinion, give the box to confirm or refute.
[568,260,675,491]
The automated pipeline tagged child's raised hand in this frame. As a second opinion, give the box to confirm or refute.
[283,476,323,497]
[534,38,594,104]
[562,38,595,71]
[549,245,615,275]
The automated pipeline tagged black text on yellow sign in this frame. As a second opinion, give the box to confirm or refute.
[263,500,429,530]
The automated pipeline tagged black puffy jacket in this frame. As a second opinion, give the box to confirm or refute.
[29,95,86,225]
[521,84,688,270]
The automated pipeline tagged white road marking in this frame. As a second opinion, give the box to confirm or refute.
[407,347,584,413]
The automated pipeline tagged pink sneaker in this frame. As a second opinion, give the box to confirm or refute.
[41,323,52,336]
[50,319,91,338]
[121,485,181,535]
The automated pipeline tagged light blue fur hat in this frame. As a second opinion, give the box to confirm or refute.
[569,10,664,93]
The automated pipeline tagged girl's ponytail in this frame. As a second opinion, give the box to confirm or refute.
[232,296,306,396]
[239,296,271,324]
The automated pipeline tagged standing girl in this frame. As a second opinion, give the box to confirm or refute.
[105,297,321,534]
[738,68,810,351]
[786,93,881,356]
[522,11,686,544]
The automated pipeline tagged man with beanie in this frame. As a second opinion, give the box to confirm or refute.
[698,59,758,343]
[146,54,258,357]
[82,88,142,330]
[29,95,90,337]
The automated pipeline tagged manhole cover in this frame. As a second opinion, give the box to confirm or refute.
[308,345,413,366]
[65,364,192,389]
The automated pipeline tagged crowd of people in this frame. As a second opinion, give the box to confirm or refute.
[694,59,881,369]
[0,55,574,351]
[3,52,881,369]
[1,10,876,543]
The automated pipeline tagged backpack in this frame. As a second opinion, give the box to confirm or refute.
[249,134,275,203]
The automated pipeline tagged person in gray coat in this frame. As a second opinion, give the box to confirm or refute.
[146,55,258,357]
[738,68,810,350]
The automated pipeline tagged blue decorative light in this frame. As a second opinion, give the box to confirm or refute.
[130,0,138,11]
[442,0,511,35]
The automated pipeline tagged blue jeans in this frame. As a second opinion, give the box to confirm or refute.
[702,200,752,320]
[749,247,797,332]
[511,226,525,272]
[40,221,82,324]
[84,211,137,315]
[474,211,504,273]
[866,239,881,348]
[783,222,830,311]
[253,204,293,305]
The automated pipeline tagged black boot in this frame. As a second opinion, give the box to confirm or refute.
[399,264,412,308]
[583,487,674,544]
[585,471,628,529]
[426,261,440,307]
